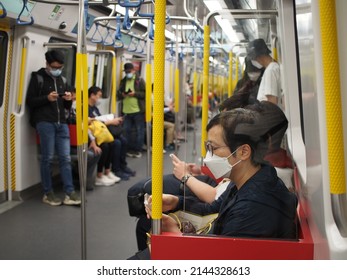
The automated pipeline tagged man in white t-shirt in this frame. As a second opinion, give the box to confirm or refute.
[247,38,281,105]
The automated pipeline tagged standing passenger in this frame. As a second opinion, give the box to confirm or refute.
[26,50,81,206]
[117,63,146,158]
[247,38,281,105]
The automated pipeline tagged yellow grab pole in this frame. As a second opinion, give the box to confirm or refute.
[228,51,232,97]
[233,57,239,92]
[119,60,124,87]
[145,63,152,122]
[169,62,173,99]
[272,47,278,61]
[18,39,28,106]
[75,53,83,146]
[193,72,197,106]
[151,0,166,234]
[201,25,210,157]
[319,0,346,195]
[174,68,180,112]
[82,53,89,144]
[111,55,117,114]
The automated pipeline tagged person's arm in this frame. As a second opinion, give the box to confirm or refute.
[266,95,278,104]
[104,116,123,126]
[117,78,126,100]
[183,176,216,203]
[264,63,280,105]
[132,77,146,100]
[170,154,216,203]
[26,73,51,109]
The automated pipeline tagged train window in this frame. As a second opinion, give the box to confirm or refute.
[48,37,76,89]
[92,54,112,98]
[0,31,8,107]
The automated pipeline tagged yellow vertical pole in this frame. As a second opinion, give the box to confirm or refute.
[76,0,89,260]
[151,0,166,234]
[119,60,124,87]
[174,68,180,112]
[272,47,278,61]
[111,55,117,114]
[145,63,152,123]
[193,71,197,106]
[17,40,27,106]
[319,0,346,195]
[169,62,173,99]
[201,25,210,157]
[234,57,239,91]
[228,51,233,97]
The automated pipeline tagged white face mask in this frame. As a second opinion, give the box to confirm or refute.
[251,60,263,69]
[50,69,62,77]
[95,100,101,107]
[126,73,134,79]
[248,72,261,81]
[203,149,241,179]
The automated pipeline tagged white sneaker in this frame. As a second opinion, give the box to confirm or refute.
[95,175,116,186]
[107,172,121,183]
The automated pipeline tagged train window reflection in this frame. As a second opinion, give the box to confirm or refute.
[0,31,8,108]
[92,54,112,98]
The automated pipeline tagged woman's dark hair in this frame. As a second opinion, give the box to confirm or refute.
[219,92,254,112]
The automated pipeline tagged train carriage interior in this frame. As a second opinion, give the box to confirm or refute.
[0,0,347,260]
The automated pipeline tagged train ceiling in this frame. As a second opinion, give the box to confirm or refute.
[97,0,277,54]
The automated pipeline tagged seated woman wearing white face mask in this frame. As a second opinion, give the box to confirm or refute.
[145,109,298,239]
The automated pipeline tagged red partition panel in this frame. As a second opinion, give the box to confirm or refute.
[151,206,313,260]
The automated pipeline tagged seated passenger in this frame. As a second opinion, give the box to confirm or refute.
[68,90,102,191]
[88,86,135,182]
[130,109,297,259]
[130,94,291,250]
[88,86,120,185]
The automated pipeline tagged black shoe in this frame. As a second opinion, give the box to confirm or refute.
[122,166,136,176]
[115,171,130,181]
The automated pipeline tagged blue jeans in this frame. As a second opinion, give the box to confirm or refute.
[112,135,128,172]
[36,122,75,194]
[123,112,145,152]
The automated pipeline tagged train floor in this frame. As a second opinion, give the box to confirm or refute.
[0,119,202,260]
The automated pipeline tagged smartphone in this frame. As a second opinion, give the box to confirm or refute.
[58,92,66,97]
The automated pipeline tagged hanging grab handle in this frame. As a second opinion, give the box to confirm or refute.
[118,0,143,8]
[114,15,124,48]
[122,7,132,30]
[91,22,103,43]
[0,1,7,19]
[127,37,139,52]
[103,26,115,46]
[84,0,90,31]
[16,0,34,25]
[149,20,154,40]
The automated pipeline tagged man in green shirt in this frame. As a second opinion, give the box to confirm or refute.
[117,63,146,158]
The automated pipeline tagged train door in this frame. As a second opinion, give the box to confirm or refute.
[0,29,9,203]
